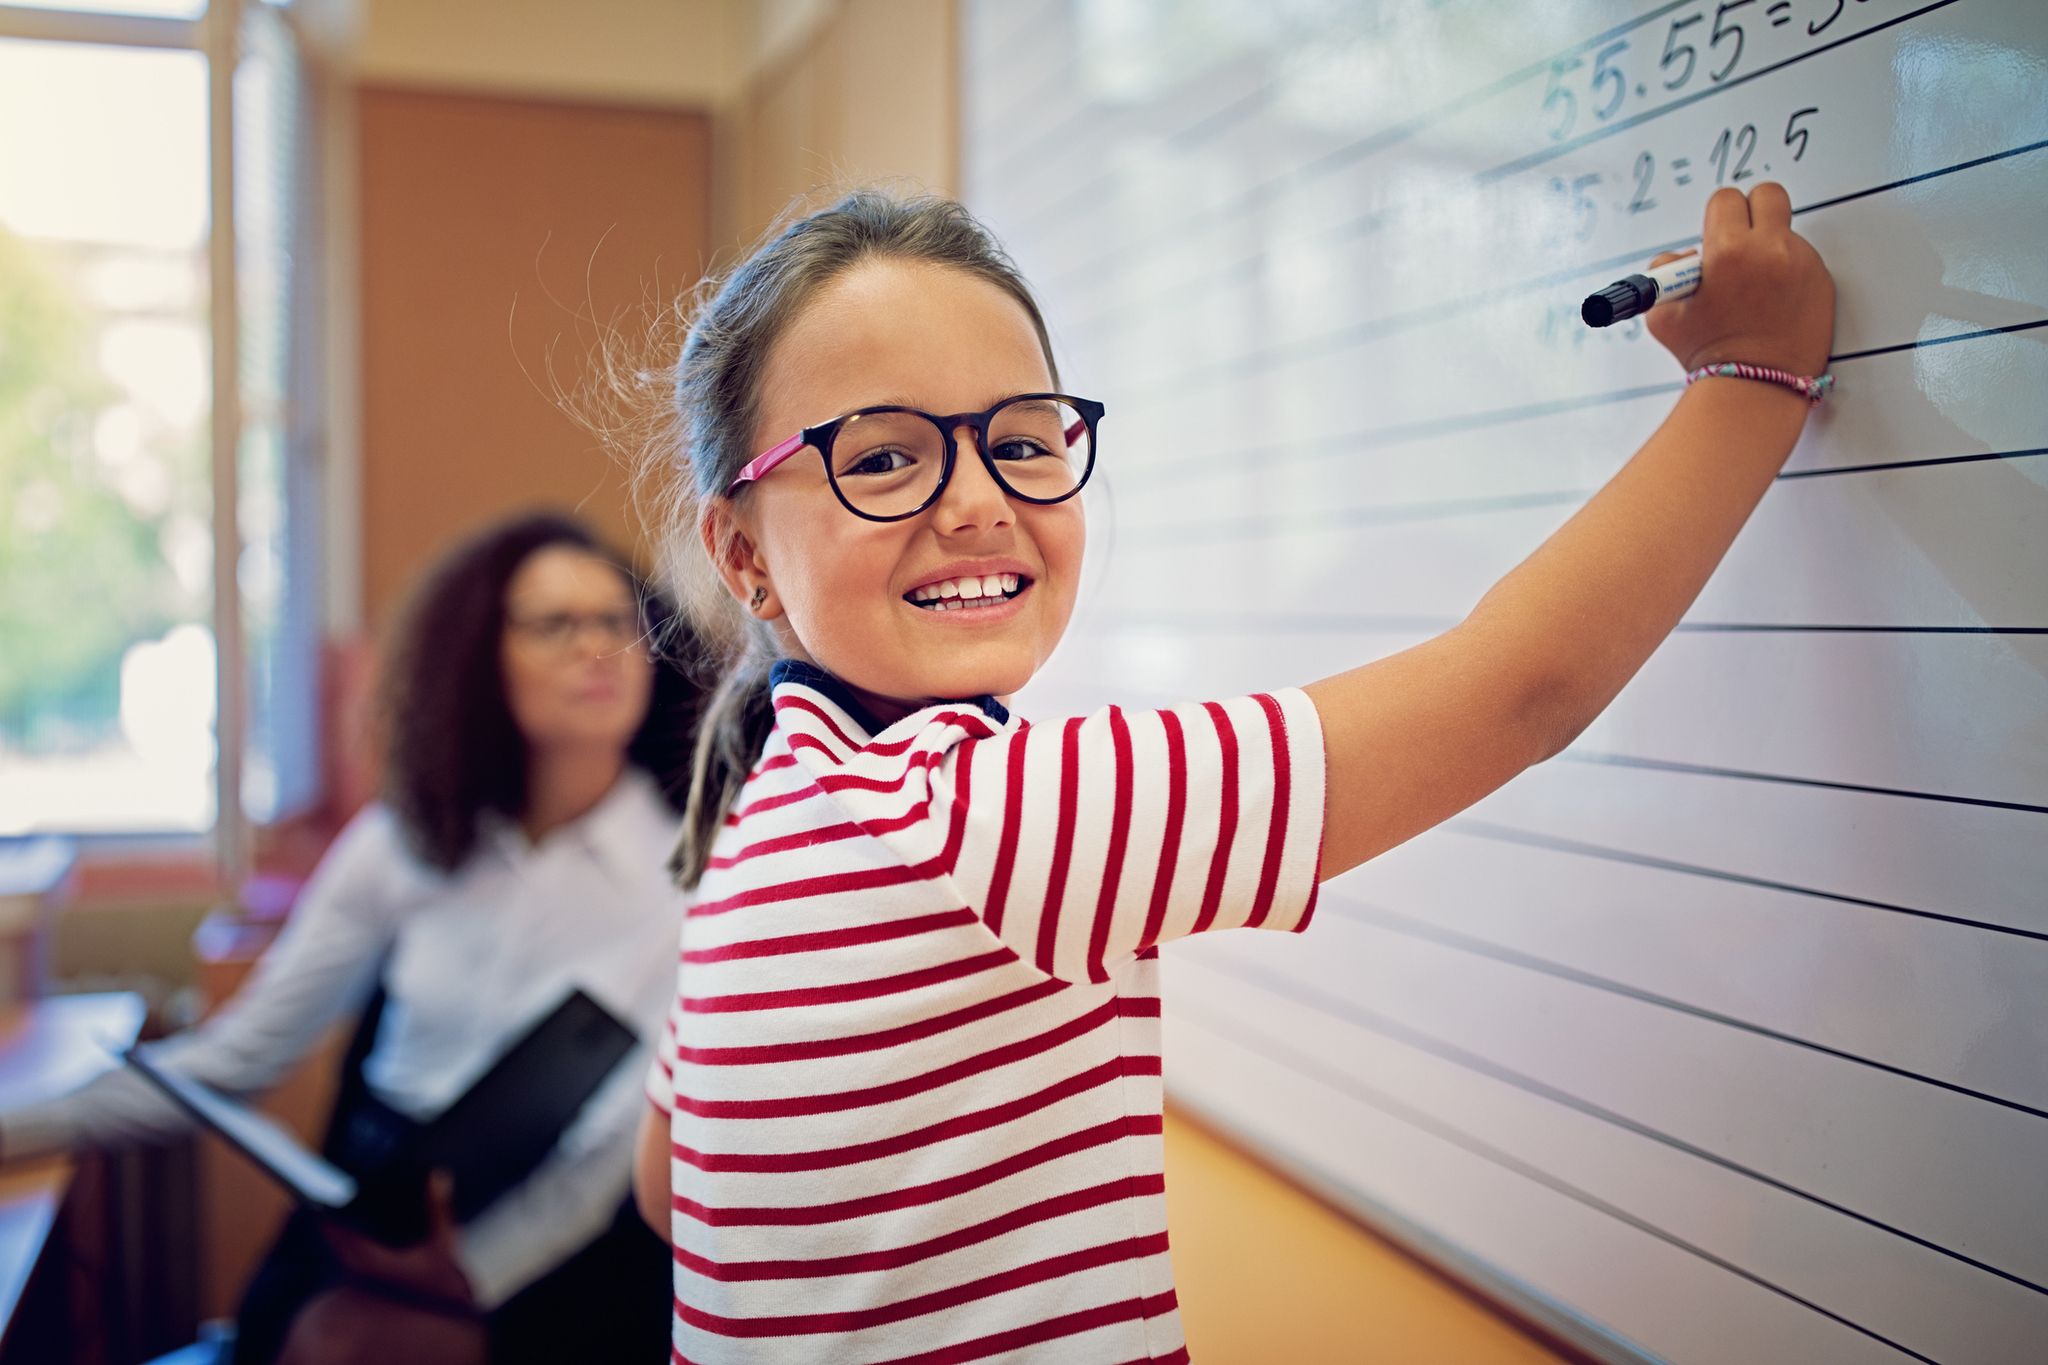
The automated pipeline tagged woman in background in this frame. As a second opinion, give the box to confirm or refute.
[0,511,697,1365]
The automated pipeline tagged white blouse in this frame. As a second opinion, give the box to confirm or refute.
[0,768,686,1308]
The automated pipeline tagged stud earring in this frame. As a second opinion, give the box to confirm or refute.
[750,585,767,611]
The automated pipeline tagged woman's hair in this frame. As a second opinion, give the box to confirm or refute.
[603,189,1060,889]
[376,510,700,873]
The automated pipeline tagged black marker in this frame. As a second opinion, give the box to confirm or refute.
[1582,257,1701,327]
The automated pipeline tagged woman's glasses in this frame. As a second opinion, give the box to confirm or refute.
[504,608,646,655]
[726,393,1104,522]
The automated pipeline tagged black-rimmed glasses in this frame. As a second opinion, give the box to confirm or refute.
[726,393,1104,522]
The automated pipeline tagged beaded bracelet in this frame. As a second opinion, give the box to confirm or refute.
[1684,361,1834,404]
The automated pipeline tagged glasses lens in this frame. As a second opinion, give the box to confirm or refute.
[828,409,947,518]
[986,397,1091,503]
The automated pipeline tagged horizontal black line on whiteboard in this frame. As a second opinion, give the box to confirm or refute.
[1020,0,1701,266]
[1132,311,2043,480]
[1113,488,1588,545]
[1560,751,2048,817]
[1475,0,1963,183]
[1140,382,1679,472]
[1449,820,2048,941]
[1075,608,2048,639]
[1833,315,2048,363]
[1330,898,2048,1127]
[1202,942,2048,1302]
[1101,136,2047,400]
[1075,609,1457,635]
[1779,445,2048,480]
[1800,136,2048,216]
[1678,623,2048,634]
[1109,433,2048,539]
[1050,660,2047,827]
[1172,992,1947,1362]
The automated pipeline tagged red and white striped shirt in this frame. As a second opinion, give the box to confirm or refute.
[646,659,1326,1363]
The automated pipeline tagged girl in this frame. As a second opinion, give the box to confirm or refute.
[632,186,1832,1362]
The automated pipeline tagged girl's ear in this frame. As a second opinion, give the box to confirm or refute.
[700,501,777,619]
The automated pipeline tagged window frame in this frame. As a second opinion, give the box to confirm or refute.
[0,0,322,889]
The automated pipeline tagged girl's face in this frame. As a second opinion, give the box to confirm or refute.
[725,259,1083,720]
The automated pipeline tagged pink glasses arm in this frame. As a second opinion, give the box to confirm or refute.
[726,432,806,495]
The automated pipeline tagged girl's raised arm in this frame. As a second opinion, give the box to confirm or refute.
[1306,183,1834,880]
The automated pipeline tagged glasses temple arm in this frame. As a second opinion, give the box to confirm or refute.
[728,432,808,494]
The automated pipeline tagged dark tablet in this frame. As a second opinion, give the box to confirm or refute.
[412,987,638,1223]
[122,1045,358,1211]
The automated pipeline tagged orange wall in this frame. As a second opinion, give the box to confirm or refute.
[356,86,712,629]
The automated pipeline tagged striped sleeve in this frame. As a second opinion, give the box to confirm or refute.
[935,688,1326,984]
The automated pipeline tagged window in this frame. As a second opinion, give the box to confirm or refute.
[4,0,207,17]
[0,1,319,870]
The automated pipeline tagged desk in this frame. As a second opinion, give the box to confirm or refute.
[0,993,146,1355]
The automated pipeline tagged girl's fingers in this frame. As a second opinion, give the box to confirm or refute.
[1749,181,1793,232]
[1703,185,1752,247]
[1647,248,1698,269]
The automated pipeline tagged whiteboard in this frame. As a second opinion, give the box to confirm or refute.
[961,1,2048,1361]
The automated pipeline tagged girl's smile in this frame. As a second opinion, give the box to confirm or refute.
[901,557,1035,619]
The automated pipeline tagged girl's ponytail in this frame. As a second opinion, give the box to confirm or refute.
[601,187,1059,888]
[670,645,774,884]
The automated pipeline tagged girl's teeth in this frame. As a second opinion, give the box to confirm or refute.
[908,573,1030,609]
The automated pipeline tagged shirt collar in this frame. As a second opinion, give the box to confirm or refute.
[768,658,1011,738]
[578,767,663,885]
[476,767,660,887]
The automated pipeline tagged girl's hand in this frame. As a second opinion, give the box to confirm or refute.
[1645,183,1835,376]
